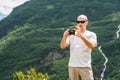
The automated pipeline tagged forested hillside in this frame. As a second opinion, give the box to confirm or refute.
[0,0,120,80]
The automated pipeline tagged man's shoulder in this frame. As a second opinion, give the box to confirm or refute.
[86,30,96,34]
[85,30,97,37]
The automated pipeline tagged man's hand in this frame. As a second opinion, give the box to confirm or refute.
[63,29,70,38]
[75,25,82,37]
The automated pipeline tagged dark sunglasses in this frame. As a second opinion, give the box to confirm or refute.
[76,21,86,24]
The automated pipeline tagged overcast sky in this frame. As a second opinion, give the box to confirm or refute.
[0,0,30,15]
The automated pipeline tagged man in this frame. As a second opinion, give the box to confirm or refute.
[60,14,97,80]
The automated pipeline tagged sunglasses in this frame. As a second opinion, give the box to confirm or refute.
[76,21,86,24]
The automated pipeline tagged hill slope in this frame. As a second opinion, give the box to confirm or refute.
[0,0,119,38]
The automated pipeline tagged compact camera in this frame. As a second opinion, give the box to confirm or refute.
[68,29,75,35]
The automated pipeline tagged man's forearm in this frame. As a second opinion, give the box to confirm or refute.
[60,36,68,49]
[80,35,95,49]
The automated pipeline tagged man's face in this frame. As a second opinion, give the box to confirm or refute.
[76,17,88,28]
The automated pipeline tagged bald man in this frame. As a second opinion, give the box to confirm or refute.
[60,14,97,80]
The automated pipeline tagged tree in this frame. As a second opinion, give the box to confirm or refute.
[13,68,49,80]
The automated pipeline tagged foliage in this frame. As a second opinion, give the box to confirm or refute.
[0,0,120,38]
[13,68,49,80]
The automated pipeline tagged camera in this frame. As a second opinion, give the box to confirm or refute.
[68,29,75,35]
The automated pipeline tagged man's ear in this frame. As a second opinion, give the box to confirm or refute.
[86,21,88,25]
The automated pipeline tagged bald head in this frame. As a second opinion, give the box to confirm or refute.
[77,15,88,21]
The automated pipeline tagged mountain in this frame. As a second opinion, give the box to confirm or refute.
[0,0,120,80]
[0,13,7,20]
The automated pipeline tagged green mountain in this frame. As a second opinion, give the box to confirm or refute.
[0,0,120,80]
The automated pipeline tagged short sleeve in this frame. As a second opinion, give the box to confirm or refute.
[89,32,97,47]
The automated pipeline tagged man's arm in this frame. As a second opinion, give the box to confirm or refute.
[79,34,96,49]
[75,28,96,49]
[60,30,70,49]
[60,36,68,49]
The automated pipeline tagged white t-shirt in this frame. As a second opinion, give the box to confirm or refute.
[66,30,97,67]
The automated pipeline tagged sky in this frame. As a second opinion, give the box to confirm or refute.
[0,0,30,15]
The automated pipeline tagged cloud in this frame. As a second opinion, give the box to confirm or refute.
[0,0,29,15]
